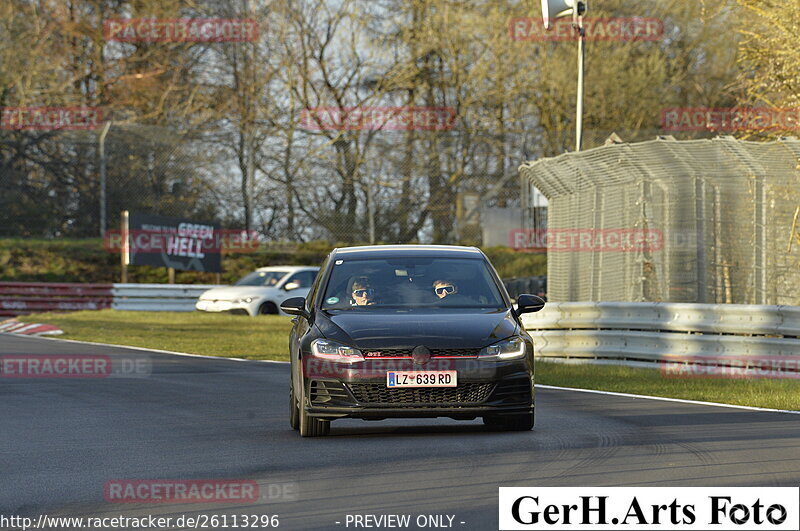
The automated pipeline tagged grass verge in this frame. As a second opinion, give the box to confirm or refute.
[14,311,800,410]
[537,361,800,411]
[19,310,292,361]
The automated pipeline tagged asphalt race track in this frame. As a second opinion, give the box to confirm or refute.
[2,334,799,530]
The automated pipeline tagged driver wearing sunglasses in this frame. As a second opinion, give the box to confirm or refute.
[432,279,459,299]
[350,277,377,306]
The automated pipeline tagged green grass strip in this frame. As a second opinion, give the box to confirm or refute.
[537,361,800,411]
[20,309,292,361]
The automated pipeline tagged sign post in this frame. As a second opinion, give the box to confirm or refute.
[121,210,129,283]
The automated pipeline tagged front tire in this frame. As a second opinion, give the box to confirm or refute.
[289,385,299,430]
[298,382,330,437]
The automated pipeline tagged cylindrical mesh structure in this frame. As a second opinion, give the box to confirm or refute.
[519,136,800,304]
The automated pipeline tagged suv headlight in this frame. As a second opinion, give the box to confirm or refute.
[479,337,526,360]
[310,339,364,364]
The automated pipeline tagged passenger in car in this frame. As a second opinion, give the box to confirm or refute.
[432,279,459,300]
[350,277,378,306]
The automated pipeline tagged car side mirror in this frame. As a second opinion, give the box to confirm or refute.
[283,281,300,291]
[280,296,308,317]
[515,294,545,316]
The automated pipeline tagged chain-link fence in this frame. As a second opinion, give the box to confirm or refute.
[519,136,800,305]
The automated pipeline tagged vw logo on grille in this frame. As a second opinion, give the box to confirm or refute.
[411,345,431,365]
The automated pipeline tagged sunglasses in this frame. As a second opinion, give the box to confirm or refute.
[435,285,455,295]
[352,288,375,298]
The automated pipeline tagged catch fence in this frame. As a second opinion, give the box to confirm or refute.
[519,136,800,305]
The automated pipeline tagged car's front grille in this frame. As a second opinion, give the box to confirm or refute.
[363,348,481,358]
[347,382,494,405]
[430,348,481,357]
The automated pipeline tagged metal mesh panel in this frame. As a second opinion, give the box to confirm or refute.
[519,136,800,305]
[347,382,494,405]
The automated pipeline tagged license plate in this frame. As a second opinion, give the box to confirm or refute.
[386,371,457,388]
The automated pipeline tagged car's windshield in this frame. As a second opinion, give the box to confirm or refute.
[234,270,288,287]
[321,257,505,310]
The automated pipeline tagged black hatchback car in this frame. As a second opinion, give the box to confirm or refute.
[280,245,544,436]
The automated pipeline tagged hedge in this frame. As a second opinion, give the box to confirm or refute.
[0,239,545,284]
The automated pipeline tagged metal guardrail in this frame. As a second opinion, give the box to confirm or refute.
[0,282,219,315]
[6,283,800,373]
[521,302,800,368]
[111,284,220,312]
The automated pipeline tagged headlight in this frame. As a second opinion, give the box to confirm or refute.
[479,337,526,360]
[310,339,364,364]
[236,297,254,304]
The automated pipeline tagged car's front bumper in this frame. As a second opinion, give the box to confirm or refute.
[301,357,534,421]
[196,299,254,315]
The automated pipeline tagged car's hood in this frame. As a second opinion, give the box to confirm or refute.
[314,308,519,349]
[198,286,280,301]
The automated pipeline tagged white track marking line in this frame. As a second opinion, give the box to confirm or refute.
[538,384,800,415]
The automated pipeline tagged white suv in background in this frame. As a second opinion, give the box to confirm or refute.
[196,266,319,316]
